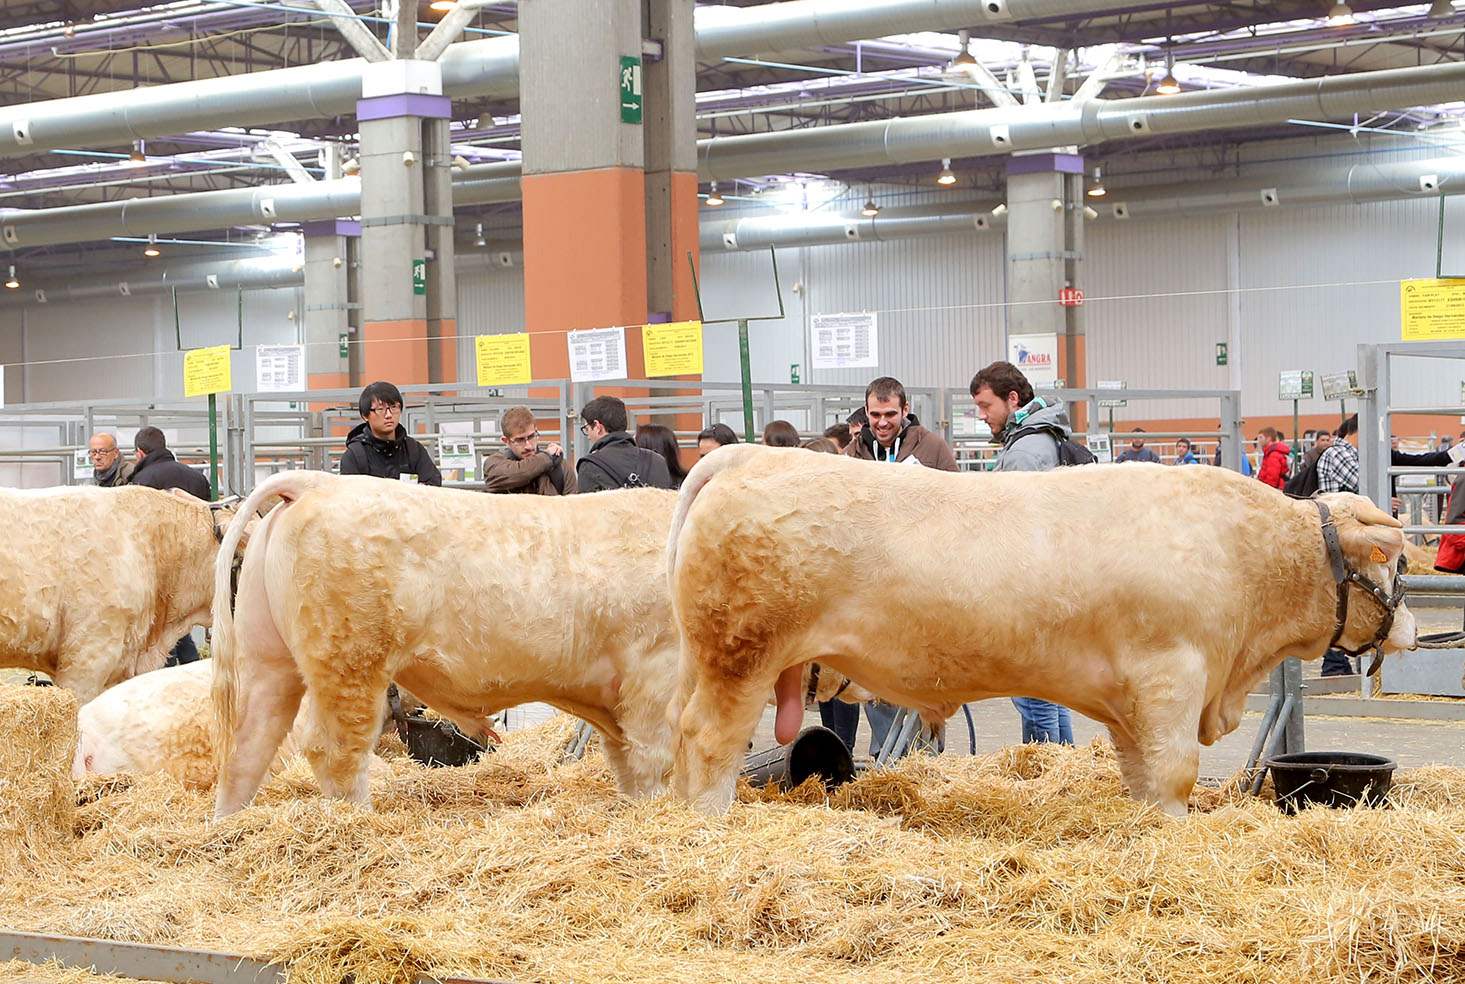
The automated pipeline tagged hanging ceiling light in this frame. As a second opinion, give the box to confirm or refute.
[1326,2,1355,26]
[128,140,146,164]
[705,181,724,206]
[936,159,957,186]
[1429,0,1454,17]
[473,222,486,248]
[4,265,17,290]
[861,191,880,217]
[429,0,456,9]
[143,234,161,258]
[1087,165,1107,198]
[1155,48,1181,95]
[947,29,977,77]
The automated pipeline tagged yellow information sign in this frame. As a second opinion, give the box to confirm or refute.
[476,332,533,387]
[641,320,704,377]
[183,345,232,397]
[1401,279,1465,340]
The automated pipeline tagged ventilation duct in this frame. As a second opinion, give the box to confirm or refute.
[0,0,1132,159]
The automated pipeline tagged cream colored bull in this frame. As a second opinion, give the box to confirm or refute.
[212,471,678,817]
[0,486,233,702]
[668,446,1417,816]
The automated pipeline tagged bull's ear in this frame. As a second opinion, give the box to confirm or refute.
[1336,517,1405,568]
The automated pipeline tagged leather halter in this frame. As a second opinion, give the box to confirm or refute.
[1315,499,1405,665]
[805,662,852,705]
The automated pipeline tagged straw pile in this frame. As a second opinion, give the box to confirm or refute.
[0,682,77,857]
[4,716,1465,984]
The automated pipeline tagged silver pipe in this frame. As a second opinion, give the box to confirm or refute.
[701,202,994,250]
[0,0,1133,160]
[698,61,1465,179]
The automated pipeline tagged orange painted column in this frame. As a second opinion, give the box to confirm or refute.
[521,167,649,378]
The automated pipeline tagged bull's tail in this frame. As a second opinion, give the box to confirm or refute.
[211,470,335,768]
[666,443,767,585]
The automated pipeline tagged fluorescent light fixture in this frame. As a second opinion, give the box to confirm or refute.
[936,158,957,186]
[705,181,725,206]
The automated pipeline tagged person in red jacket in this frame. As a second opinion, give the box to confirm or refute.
[1255,426,1291,489]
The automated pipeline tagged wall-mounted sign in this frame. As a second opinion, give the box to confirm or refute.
[1401,278,1465,340]
[567,326,627,383]
[642,320,704,377]
[811,312,878,370]
[620,56,643,124]
[1009,333,1058,388]
[183,345,232,397]
[475,333,533,387]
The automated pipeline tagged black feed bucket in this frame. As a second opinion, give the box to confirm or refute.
[742,725,857,792]
[1265,751,1397,813]
[401,716,488,768]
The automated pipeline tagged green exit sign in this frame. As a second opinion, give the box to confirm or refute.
[620,56,642,124]
[412,258,426,295]
[1215,342,1228,366]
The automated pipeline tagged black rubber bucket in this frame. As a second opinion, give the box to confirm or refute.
[742,725,857,792]
[401,716,488,768]
[1265,751,1397,812]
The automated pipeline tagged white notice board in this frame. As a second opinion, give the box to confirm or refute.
[255,345,305,392]
[567,326,627,383]
[811,312,878,370]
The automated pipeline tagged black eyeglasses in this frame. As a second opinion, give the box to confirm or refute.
[579,422,591,436]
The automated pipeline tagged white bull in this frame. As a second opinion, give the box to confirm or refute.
[0,486,232,702]
[667,446,1416,816]
[212,471,679,817]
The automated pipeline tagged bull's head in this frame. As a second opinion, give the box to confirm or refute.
[1319,493,1417,655]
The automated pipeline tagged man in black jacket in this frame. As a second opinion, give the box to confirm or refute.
[575,395,672,492]
[339,381,442,486]
[130,426,211,501]
[127,425,210,665]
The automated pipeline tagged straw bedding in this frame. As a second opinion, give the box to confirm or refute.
[4,712,1465,984]
[0,682,77,858]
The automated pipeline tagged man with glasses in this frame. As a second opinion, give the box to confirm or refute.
[88,432,135,487]
[339,380,442,486]
[575,395,672,493]
[483,405,577,495]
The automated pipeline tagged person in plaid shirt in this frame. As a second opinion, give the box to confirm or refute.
[1317,415,1360,494]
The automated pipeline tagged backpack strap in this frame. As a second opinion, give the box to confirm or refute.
[1007,423,1064,447]
[579,454,631,488]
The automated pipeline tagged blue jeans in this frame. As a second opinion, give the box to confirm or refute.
[817,699,860,754]
[1011,697,1073,744]
[864,700,943,758]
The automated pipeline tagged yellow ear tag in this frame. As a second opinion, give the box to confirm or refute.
[1370,545,1388,564]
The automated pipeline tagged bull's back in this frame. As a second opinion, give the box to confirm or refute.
[261,481,677,660]
[678,456,1307,649]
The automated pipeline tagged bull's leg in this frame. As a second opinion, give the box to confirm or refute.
[673,667,769,814]
[298,668,391,806]
[601,713,674,799]
[214,653,306,816]
[1114,653,1207,817]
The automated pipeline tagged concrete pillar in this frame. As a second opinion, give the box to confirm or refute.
[423,118,458,383]
[356,60,451,385]
[1005,153,1087,414]
[301,220,357,392]
[519,0,699,386]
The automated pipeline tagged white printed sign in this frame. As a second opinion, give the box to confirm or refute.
[1086,433,1113,464]
[1320,369,1357,401]
[439,438,477,483]
[74,449,91,481]
[567,326,627,383]
[255,345,305,392]
[811,312,878,370]
[1008,333,1059,389]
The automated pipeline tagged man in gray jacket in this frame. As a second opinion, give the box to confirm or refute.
[970,359,1075,745]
